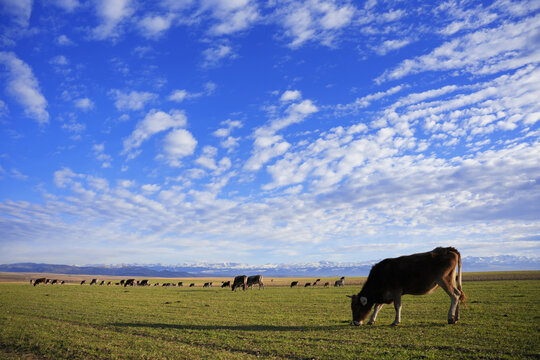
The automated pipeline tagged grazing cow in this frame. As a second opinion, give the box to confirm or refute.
[324,282,330,287]
[154,283,160,286]
[189,283,195,287]
[51,279,58,285]
[305,282,311,287]
[80,280,86,285]
[99,280,105,286]
[90,279,98,285]
[139,280,149,286]
[120,280,125,286]
[290,281,299,288]
[231,275,247,291]
[348,247,466,326]
[334,277,345,287]
[178,282,183,287]
[221,281,231,288]
[46,279,51,284]
[203,282,211,288]
[313,279,321,286]
[124,279,135,287]
[33,278,47,286]
[61,280,65,284]
[247,275,264,290]
[107,281,111,286]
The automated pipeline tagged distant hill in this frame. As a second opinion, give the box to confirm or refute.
[0,255,538,277]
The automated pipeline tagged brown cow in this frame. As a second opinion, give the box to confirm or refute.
[348,247,465,326]
[247,275,264,290]
[231,275,247,291]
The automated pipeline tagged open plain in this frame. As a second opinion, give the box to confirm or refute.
[0,272,539,359]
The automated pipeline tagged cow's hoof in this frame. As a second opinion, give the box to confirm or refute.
[390,322,400,327]
[352,321,362,326]
[448,318,456,324]
[367,321,374,326]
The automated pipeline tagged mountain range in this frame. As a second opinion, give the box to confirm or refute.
[0,255,538,278]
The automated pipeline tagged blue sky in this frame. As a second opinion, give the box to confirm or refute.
[0,0,539,266]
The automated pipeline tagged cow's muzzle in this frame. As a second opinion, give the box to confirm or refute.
[352,320,362,326]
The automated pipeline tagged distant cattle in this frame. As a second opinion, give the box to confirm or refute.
[33,278,46,286]
[162,283,171,287]
[90,279,98,285]
[348,247,466,326]
[231,275,247,291]
[324,282,330,287]
[247,275,264,290]
[177,282,183,287]
[51,279,58,285]
[203,282,213,288]
[107,281,111,286]
[80,280,86,285]
[61,280,65,284]
[334,277,345,287]
[290,281,299,288]
[124,279,135,287]
[221,281,231,288]
[99,280,105,286]
[313,279,321,286]
[305,282,311,287]
[46,279,51,284]
[139,280,149,286]
[154,283,160,286]
[120,279,125,286]
[189,283,195,287]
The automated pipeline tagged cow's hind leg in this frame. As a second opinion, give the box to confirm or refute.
[437,278,461,324]
[368,304,383,325]
[391,295,402,326]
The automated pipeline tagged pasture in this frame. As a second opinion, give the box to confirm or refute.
[0,273,539,359]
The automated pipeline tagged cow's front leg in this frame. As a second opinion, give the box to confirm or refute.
[391,295,402,326]
[367,304,383,325]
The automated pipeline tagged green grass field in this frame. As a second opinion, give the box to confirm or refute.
[1,275,539,359]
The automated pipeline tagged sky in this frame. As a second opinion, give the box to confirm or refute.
[0,0,539,266]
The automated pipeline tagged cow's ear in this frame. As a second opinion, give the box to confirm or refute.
[346,295,353,298]
[360,296,368,306]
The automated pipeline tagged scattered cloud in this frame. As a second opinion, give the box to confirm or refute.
[110,89,157,111]
[92,0,135,40]
[74,97,94,111]
[0,51,49,124]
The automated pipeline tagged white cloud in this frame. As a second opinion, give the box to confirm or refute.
[377,15,540,83]
[52,0,80,12]
[279,0,356,48]
[139,13,175,38]
[168,89,188,102]
[0,51,49,124]
[123,109,188,158]
[336,85,403,115]
[92,0,134,40]
[74,97,94,111]
[202,43,236,67]
[245,97,318,171]
[375,38,411,55]
[93,143,112,168]
[168,83,216,102]
[163,128,197,166]
[110,89,157,111]
[203,0,259,36]
[0,0,33,27]
[141,184,161,193]
[56,34,74,46]
[280,90,302,102]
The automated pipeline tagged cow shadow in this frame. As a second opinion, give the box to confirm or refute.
[110,322,341,332]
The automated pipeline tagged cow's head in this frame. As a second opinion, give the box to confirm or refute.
[347,294,371,326]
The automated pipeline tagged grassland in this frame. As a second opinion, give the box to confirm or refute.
[0,273,539,359]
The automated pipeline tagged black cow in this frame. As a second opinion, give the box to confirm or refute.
[177,282,183,287]
[313,279,321,286]
[348,247,466,326]
[90,279,98,285]
[324,282,330,287]
[139,280,149,286]
[203,282,213,288]
[124,279,135,287]
[290,281,298,288]
[334,277,345,287]
[51,279,58,285]
[231,275,247,291]
[80,280,86,285]
[99,280,105,286]
[189,283,195,287]
[305,282,311,287]
[221,281,231,288]
[120,279,125,286]
[247,275,264,290]
[33,278,46,286]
